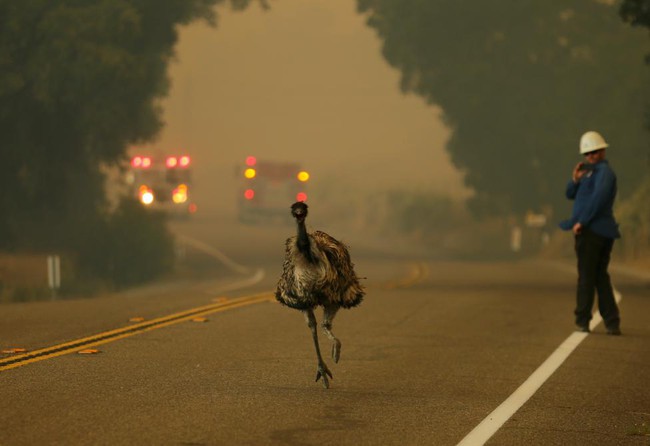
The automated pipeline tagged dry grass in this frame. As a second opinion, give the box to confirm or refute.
[0,253,49,302]
[0,253,48,285]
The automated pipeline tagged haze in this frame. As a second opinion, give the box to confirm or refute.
[142,0,468,215]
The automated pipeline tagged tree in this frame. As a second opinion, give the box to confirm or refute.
[0,0,264,251]
[621,0,650,132]
[357,0,650,218]
[621,0,650,31]
[0,0,266,289]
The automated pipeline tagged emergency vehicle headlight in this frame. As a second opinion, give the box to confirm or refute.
[140,191,154,205]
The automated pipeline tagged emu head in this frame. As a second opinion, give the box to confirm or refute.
[290,201,308,223]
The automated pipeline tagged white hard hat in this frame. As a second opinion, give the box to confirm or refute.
[579,131,608,154]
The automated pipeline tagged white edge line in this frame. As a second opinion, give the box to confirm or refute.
[177,234,251,275]
[206,268,266,296]
[175,234,266,295]
[457,289,622,446]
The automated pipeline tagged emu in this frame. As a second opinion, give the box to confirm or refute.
[275,201,365,389]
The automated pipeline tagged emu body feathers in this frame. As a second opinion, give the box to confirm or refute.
[276,230,364,310]
[275,201,364,388]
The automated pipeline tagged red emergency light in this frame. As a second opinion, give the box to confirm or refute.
[131,156,152,168]
[244,189,255,200]
[296,192,307,202]
[166,155,191,168]
[245,156,257,167]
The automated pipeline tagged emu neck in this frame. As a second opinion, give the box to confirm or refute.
[296,219,315,262]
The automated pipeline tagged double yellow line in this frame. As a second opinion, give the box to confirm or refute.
[0,293,273,372]
[2,262,429,372]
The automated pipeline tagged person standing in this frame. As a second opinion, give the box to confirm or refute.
[559,131,621,335]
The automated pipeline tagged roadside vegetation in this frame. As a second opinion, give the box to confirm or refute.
[617,175,650,264]
[328,178,650,263]
[0,198,174,303]
[0,1,259,302]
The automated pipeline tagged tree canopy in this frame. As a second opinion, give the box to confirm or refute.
[0,0,261,250]
[621,0,650,29]
[621,0,650,62]
[357,0,650,218]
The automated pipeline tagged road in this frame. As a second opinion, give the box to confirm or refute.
[1,211,649,446]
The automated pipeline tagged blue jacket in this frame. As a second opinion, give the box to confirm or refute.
[559,159,620,239]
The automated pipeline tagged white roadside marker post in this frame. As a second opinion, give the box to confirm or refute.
[47,255,61,300]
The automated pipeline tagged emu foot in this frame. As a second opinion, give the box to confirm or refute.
[332,339,341,363]
[315,362,333,389]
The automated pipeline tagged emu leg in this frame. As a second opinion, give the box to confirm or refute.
[304,309,332,389]
[322,305,342,363]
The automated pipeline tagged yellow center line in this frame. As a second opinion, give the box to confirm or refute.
[0,292,274,372]
[2,262,427,372]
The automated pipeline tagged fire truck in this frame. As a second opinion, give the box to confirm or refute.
[238,156,309,223]
[126,153,197,217]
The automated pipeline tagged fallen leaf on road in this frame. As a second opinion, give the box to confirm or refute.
[1,348,27,354]
[78,349,101,355]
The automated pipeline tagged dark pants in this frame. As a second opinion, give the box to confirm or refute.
[574,229,620,329]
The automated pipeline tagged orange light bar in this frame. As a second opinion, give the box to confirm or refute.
[172,184,188,204]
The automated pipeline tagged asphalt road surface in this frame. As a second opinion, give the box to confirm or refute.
[1,211,649,446]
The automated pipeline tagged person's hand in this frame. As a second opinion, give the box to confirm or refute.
[572,222,582,235]
[572,162,586,183]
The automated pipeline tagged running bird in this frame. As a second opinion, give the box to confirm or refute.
[275,201,365,388]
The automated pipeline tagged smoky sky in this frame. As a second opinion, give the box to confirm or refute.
[138,0,468,213]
